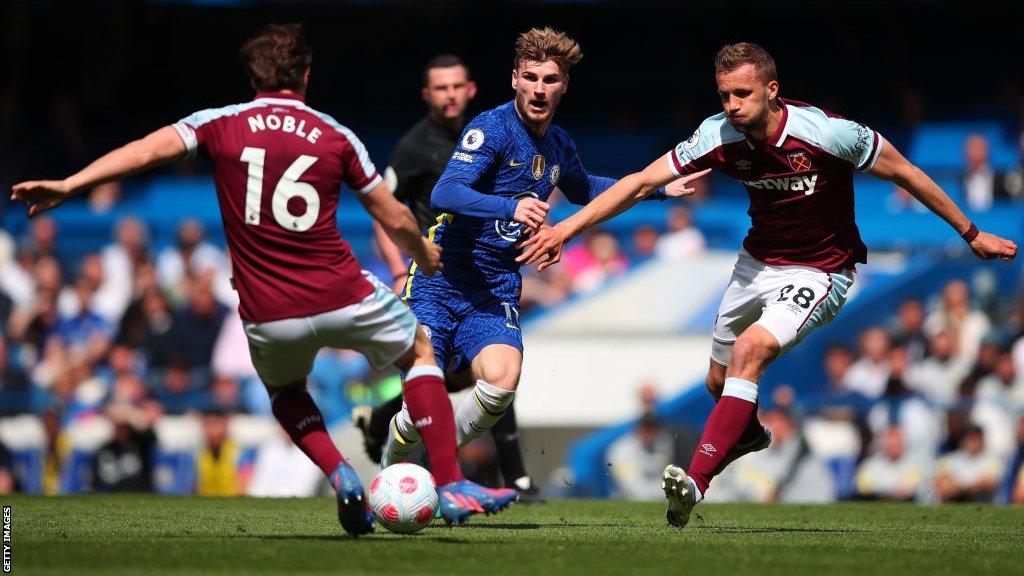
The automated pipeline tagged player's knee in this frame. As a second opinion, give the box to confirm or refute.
[731,333,778,373]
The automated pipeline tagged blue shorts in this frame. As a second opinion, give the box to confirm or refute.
[405,268,522,372]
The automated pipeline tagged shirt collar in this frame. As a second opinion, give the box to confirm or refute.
[745,98,789,149]
[254,91,305,104]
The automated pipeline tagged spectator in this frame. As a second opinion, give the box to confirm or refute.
[906,330,969,410]
[630,224,659,260]
[889,299,928,364]
[961,134,1017,211]
[843,328,891,400]
[0,442,15,494]
[114,262,162,348]
[710,405,835,503]
[655,205,705,261]
[173,278,226,369]
[607,412,675,501]
[195,409,243,496]
[99,216,148,319]
[91,402,157,493]
[855,426,926,501]
[1010,416,1024,505]
[867,347,940,458]
[152,359,206,415]
[924,280,991,365]
[156,219,227,307]
[87,181,121,214]
[0,233,36,309]
[562,230,629,294]
[934,425,1003,502]
[49,278,113,371]
[0,335,32,415]
[56,253,125,324]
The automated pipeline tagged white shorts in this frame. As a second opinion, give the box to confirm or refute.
[243,271,417,388]
[711,250,854,366]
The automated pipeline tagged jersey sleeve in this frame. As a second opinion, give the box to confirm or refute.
[172,109,219,160]
[431,112,517,220]
[825,117,883,172]
[338,130,383,194]
[667,118,723,177]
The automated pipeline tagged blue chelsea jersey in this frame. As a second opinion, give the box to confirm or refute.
[429,101,615,274]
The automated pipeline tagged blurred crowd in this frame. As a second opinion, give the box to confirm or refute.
[608,278,1024,505]
[0,193,708,495]
[0,216,379,495]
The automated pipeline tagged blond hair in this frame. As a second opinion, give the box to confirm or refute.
[714,42,777,83]
[514,27,583,73]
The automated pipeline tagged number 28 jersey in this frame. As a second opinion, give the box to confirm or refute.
[172,92,380,323]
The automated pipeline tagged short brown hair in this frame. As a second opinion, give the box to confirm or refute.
[239,23,313,92]
[514,27,583,73]
[423,54,471,86]
[714,42,777,83]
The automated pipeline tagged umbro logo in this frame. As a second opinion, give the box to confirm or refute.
[414,416,433,428]
[699,443,717,457]
[734,159,752,170]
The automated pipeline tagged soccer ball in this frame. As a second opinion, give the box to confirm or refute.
[367,463,438,534]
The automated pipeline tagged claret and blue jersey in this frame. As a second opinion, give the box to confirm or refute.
[404,100,617,370]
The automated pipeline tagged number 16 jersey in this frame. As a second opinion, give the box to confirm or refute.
[172,92,379,322]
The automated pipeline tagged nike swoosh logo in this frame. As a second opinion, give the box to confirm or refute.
[509,160,525,167]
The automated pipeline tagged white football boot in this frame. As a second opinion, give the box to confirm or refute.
[662,464,698,529]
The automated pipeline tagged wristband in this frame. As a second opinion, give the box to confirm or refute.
[960,223,979,243]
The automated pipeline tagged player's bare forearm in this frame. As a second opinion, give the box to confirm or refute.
[869,139,1017,260]
[12,125,186,216]
[869,140,970,233]
[561,157,677,241]
[373,220,409,277]
[360,185,421,253]
[65,126,187,193]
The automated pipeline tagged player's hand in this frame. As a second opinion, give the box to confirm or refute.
[413,240,443,277]
[516,224,568,272]
[969,231,1017,261]
[663,168,712,198]
[11,179,73,217]
[513,197,550,230]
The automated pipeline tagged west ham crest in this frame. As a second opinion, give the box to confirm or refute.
[532,155,545,180]
[787,151,812,172]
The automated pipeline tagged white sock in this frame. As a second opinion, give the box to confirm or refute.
[690,477,704,503]
[454,380,514,447]
[382,403,420,465]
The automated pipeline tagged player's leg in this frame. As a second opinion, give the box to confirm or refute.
[352,394,403,464]
[455,343,522,447]
[665,252,765,528]
[243,317,374,537]
[489,403,542,501]
[450,295,524,447]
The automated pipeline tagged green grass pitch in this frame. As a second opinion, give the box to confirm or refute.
[9,495,1024,575]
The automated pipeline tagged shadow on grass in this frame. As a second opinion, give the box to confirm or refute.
[698,526,871,535]
[242,534,470,544]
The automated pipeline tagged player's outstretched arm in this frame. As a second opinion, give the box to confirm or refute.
[358,182,442,276]
[516,157,709,271]
[11,126,187,218]
[868,139,1017,261]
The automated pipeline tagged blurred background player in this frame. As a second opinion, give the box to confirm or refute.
[518,41,1017,527]
[10,23,517,533]
[380,27,706,483]
[355,54,542,501]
